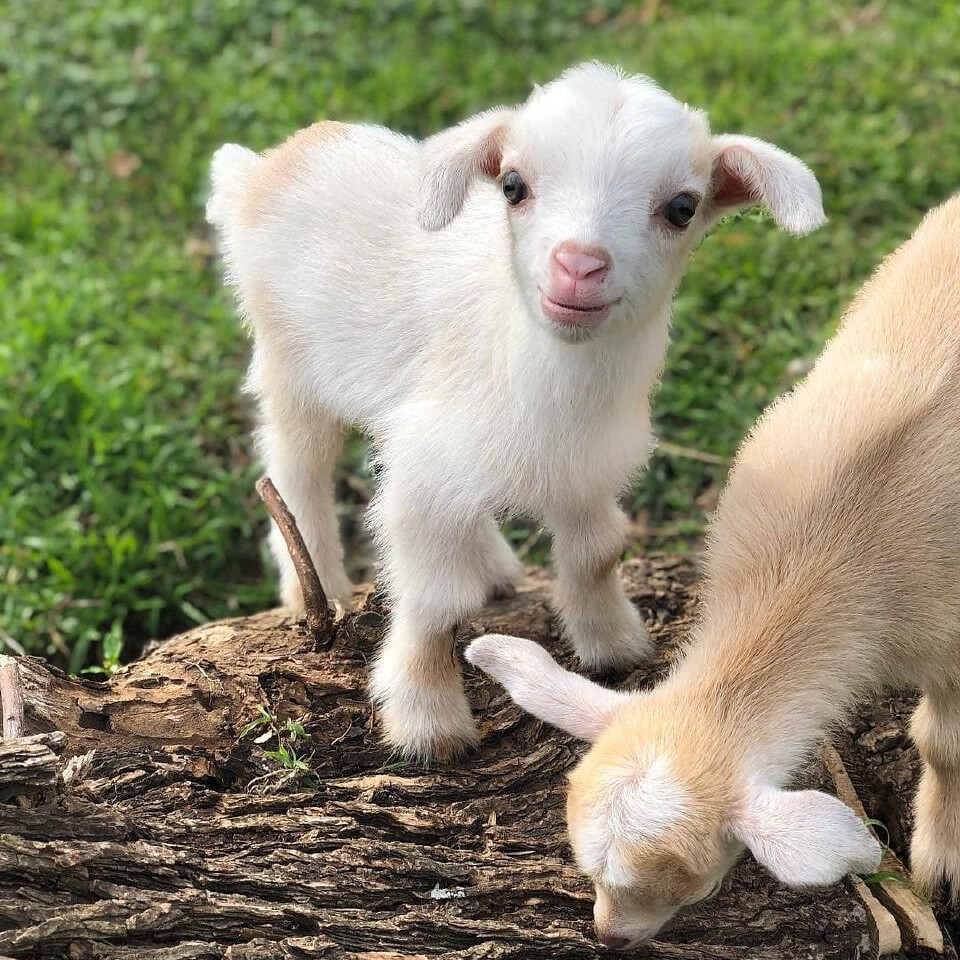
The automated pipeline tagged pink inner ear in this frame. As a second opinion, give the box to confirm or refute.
[711,145,763,209]
[473,121,507,179]
[477,138,503,178]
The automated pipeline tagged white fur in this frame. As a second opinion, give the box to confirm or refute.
[465,634,629,741]
[731,787,880,886]
[578,755,690,887]
[208,61,825,759]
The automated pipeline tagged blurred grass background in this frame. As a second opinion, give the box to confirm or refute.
[2,0,958,672]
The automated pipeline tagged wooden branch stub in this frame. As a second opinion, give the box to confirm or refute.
[820,742,945,955]
[875,878,946,955]
[850,875,902,956]
[0,655,24,740]
[255,475,332,643]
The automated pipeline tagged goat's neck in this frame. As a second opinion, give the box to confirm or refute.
[666,585,876,787]
[495,290,674,411]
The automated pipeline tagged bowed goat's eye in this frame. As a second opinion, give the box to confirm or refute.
[502,170,528,205]
[663,192,699,228]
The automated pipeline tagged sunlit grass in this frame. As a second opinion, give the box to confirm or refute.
[3,0,958,669]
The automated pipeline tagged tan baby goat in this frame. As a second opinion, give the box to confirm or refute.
[469,195,960,948]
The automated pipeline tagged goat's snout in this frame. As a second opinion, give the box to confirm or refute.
[597,931,633,951]
[549,241,611,302]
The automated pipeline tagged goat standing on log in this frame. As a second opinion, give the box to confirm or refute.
[207,62,825,760]
[469,196,960,947]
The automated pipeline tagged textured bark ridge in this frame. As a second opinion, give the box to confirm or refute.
[0,557,955,959]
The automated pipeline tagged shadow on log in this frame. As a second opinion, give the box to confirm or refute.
[0,557,956,959]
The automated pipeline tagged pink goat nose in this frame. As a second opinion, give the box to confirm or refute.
[554,245,610,281]
[549,242,611,301]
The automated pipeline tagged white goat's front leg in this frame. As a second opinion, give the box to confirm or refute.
[368,483,509,760]
[910,689,960,903]
[547,499,652,671]
[259,410,353,609]
[369,602,478,761]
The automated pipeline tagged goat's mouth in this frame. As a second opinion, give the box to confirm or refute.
[539,292,619,328]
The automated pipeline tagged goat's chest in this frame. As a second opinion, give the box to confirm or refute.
[485,389,652,511]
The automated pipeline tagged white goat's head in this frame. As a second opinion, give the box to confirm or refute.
[466,634,880,949]
[419,62,825,342]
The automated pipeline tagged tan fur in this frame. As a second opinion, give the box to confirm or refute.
[240,121,346,226]
[570,688,740,868]
[694,194,960,714]
[589,548,623,582]
[570,194,960,908]
[401,627,459,689]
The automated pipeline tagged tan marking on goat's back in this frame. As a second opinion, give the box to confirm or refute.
[240,121,346,226]
[242,278,284,328]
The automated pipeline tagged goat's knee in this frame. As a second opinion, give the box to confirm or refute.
[369,497,507,758]
[549,501,651,672]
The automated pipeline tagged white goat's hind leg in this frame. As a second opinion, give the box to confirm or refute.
[260,412,353,611]
[479,519,524,601]
[547,498,652,672]
[910,689,960,903]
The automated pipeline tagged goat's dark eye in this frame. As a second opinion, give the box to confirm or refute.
[663,192,699,228]
[502,171,527,205]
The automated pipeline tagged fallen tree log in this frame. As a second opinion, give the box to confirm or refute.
[0,732,65,802]
[0,556,955,959]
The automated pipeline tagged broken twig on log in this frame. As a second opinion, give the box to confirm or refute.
[256,474,332,642]
[0,654,24,740]
[821,742,945,955]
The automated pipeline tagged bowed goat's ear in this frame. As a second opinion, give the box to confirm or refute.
[730,787,882,887]
[465,634,629,741]
[704,134,826,235]
[418,107,515,231]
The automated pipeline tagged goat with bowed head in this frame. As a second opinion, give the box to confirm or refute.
[207,62,824,760]
[469,196,960,948]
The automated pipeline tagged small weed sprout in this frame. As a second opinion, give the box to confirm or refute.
[239,704,317,792]
[79,621,124,678]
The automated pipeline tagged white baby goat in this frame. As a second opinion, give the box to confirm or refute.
[207,62,824,760]
[468,196,960,948]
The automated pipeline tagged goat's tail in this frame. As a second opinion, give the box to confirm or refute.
[205,144,259,228]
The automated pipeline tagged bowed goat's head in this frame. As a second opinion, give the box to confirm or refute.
[419,62,825,343]
[466,635,880,949]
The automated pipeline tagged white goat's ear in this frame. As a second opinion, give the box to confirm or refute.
[465,634,628,741]
[731,787,881,886]
[418,107,515,231]
[705,135,826,235]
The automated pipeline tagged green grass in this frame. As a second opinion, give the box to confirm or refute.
[3,0,958,671]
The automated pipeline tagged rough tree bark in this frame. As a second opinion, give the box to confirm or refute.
[0,557,955,959]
